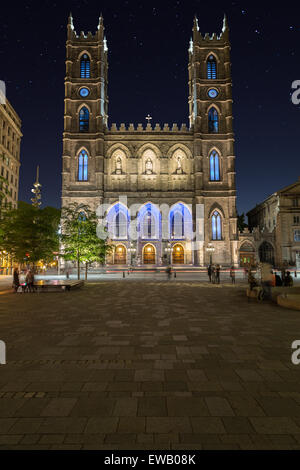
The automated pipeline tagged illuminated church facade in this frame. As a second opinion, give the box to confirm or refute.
[61,14,239,266]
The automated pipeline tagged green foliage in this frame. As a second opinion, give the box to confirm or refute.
[0,201,61,264]
[60,203,111,266]
[237,212,248,233]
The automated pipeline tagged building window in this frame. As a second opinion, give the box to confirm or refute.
[294,216,300,225]
[209,150,220,181]
[212,211,222,240]
[207,55,217,79]
[80,54,90,78]
[78,150,88,181]
[208,107,219,133]
[79,107,89,132]
[295,230,300,242]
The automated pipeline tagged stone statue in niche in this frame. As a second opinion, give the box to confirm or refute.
[145,158,153,174]
[115,157,122,174]
[176,156,183,174]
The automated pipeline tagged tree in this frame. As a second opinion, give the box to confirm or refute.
[60,203,112,280]
[0,201,61,266]
[237,212,248,233]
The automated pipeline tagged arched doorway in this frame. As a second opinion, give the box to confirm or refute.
[114,245,127,264]
[172,244,184,264]
[239,241,255,267]
[143,244,156,264]
[259,241,275,265]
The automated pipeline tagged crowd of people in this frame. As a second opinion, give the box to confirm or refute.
[12,268,35,293]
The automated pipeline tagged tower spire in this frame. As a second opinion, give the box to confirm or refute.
[31,166,42,208]
[68,12,74,28]
[193,15,199,33]
[222,13,228,32]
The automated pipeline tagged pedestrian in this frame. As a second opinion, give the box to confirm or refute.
[216,264,220,284]
[166,265,172,280]
[25,269,34,293]
[285,271,293,287]
[207,264,212,282]
[281,268,286,286]
[12,267,20,293]
[230,266,235,284]
[210,265,215,284]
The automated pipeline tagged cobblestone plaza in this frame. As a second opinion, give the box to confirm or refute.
[1,281,300,449]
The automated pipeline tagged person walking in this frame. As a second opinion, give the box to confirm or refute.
[216,264,220,284]
[166,265,172,280]
[230,266,235,284]
[211,265,216,284]
[207,264,212,282]
[12,268,20,293]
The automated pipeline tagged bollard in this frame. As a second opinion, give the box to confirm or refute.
[123,271,125,278]
[174,271,177,278]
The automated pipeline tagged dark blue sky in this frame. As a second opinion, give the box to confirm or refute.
[1,0,299,216]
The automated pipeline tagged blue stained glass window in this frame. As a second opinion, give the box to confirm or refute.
[209,151,220,181]
[207,55,217,79]
[208,107,219,133]
[78,150,88,181]
[208,88,218,98]
[80,54,90,78]
[212,211,222,240]
[79,87,90,97]
[79,107,89,132]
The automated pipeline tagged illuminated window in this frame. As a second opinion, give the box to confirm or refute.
[80,54,90,78]
[207,55,217,79]
[79,107,89,132]
[295,230,300,242]
[78,150,88,181]
[209,150,220,181]
[212,211,222,240]
[208,107,219,133]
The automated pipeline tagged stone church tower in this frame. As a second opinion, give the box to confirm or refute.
[61,14,238,267]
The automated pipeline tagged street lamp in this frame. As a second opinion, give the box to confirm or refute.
[206,243,215,265]
[128,242,136,268]
[164,242,172,265]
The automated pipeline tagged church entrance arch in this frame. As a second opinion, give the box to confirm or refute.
[143,244,156,264]
[172,244,184,264]
[259,241,275,265]
[114,245,127,264]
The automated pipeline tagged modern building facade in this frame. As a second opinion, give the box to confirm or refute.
[61,14,238,266]
[247,179,300,269]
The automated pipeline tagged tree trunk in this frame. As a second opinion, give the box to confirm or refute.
[85,262,88,281]
[77,251,80,280]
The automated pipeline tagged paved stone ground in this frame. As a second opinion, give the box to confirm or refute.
[0,281,300,450]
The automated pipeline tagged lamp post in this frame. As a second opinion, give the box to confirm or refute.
[206,243,215,265]
[164,242,172,265]
[128,242,136,268]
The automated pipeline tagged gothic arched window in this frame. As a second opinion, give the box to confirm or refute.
[80,54,90,78]
[79,107,89,132]
[78,150,88,181]
[208,107,219,133]
[212,211,222,240]
[209,150,220,181]
[207,55,217,79]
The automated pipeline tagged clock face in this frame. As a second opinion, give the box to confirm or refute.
[79,87,90,98]
[208,88,219,98]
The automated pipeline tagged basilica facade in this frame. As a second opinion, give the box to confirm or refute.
[61,14,238,266]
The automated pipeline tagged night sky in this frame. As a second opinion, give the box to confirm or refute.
[1,0,299,217]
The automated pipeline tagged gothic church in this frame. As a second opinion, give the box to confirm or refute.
[61,14,238,266]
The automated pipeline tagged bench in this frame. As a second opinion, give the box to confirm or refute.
[23,280,84,293]
[246,285,300,302]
